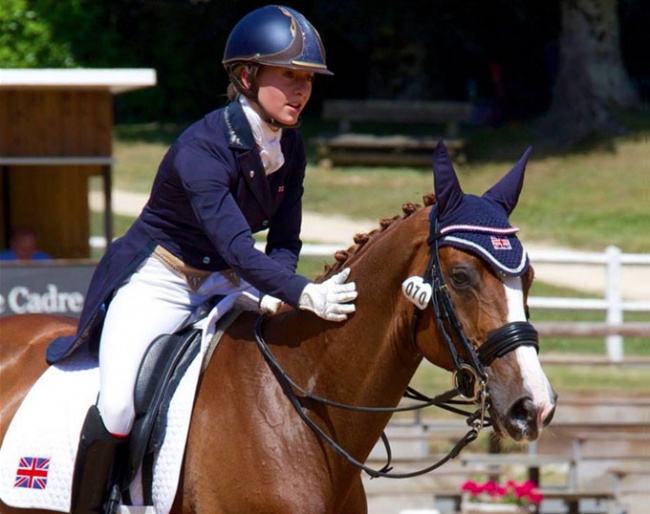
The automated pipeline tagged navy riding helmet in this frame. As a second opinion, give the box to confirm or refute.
[223,5,332,76]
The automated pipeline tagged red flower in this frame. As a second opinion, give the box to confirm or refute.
[461,479,544,506]
[462,481,482,494]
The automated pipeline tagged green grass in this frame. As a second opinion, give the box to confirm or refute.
[409,359,650,397]
[537,364,649,393]
[299,132,650,253]
[110,110,650,253]
[405,337,649,398]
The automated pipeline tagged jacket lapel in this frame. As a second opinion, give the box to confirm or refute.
[226,102,274,219]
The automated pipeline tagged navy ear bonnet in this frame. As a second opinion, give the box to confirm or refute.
[432,142,532,277]
[433,195,529,277]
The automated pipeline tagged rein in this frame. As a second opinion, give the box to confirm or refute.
[254,315,486,479]
[252,206,540,479]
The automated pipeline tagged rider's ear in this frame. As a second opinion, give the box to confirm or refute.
[240,66,253,89]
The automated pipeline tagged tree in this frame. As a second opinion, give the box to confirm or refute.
[0,0,122,69]
[540,0,639,146]
[0,0,74,67]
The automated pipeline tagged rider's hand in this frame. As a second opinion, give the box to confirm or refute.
[260,294,283,314]
[298,268,357,322]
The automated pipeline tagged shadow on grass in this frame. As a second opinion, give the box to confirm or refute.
[303,106,650,168]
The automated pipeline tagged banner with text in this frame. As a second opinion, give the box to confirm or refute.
[0,261,95,318]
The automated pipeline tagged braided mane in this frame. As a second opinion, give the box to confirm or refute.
[315,193,436,281]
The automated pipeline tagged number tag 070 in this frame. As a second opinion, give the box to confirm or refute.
[401,276,432,310]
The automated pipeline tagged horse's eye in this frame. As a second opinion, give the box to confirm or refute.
[449,268,472,288]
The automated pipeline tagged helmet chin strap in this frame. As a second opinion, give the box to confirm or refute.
[228,64,302,130]
[251,97,302,130]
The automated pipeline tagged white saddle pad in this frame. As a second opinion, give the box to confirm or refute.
[0,292,250,513]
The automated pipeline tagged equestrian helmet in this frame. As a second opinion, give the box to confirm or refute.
[222,5,332,76]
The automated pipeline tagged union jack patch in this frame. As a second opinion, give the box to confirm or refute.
[14,456,49,490]
[490,236,512,250]
[278,185,285,193]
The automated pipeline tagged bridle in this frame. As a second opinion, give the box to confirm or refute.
[253,206,540,479]
[422,206,540,404]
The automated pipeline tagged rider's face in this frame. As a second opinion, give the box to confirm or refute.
[245,66,314,127]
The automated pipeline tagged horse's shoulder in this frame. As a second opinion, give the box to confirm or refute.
[222,309,260,341]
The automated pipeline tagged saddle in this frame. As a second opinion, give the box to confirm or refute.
[114,296,240,505]
[0,293,254,513]
[122,325,201,503]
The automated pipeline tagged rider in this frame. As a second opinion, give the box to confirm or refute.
[46,6,357,513]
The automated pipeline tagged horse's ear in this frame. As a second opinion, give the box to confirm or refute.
[432,140,464,215]
[482,146,533,215]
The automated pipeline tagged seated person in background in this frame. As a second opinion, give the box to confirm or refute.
[0,225,52,261]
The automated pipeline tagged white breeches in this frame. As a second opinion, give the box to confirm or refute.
[96,255,256,436]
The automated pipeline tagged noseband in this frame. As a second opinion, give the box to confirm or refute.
[419,208,540,403]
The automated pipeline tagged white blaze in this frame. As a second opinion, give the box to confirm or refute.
[503,277,555,421]
[503,276,527,323]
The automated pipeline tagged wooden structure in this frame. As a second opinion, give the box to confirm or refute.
[363,390,649,514]
[311,99,473,167]
[0,68,156,258]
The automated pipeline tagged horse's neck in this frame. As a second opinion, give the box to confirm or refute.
[328,216,428,396]
[282,214,429,445]
[271,295,421,409]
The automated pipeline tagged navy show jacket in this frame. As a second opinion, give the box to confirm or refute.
[47,100,310,364]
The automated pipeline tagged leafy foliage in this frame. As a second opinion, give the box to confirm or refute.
[1,1,647,124]
[0,0,123,68]
[0,0,74,67]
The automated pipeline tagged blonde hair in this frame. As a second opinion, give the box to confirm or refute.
[225,63,259,101]
[227,82,239,101]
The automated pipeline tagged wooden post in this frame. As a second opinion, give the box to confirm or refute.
[605,245,624,362]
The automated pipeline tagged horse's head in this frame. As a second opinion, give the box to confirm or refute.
[410,142,556,442]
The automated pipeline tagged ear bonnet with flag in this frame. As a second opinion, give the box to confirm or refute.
[432,141,532,277]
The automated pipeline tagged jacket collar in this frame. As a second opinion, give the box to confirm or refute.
[225,101,274,218]
[224,100,256,150]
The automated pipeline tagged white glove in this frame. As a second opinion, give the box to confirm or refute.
[260,294,283,314]
[298,268,357,322]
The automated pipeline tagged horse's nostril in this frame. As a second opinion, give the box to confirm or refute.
[509,397,537,425]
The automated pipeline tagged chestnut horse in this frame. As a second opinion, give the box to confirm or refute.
[0,144,556,513]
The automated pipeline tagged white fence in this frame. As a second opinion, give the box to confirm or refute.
[93,239,648,362]
[301,244,650,363]
[527,246,650,362]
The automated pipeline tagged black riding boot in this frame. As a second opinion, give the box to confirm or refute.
[70,405,126,514]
